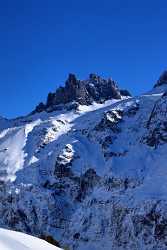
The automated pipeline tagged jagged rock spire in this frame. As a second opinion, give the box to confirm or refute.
[65,73,78,87]
[33,73,131,113]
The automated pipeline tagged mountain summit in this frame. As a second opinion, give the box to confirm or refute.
[34,74,131,113]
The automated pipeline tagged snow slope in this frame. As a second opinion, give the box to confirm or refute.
[0,228,61,250]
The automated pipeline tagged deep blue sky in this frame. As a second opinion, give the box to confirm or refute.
[0,0,167,118]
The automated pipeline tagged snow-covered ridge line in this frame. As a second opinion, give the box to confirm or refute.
[0,98,124,182]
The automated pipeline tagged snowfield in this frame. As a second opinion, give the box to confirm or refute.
[0,228,61,250]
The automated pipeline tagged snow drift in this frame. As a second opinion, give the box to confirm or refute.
[0,228,61,250]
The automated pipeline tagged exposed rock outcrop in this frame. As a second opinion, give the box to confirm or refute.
[33,73,130,113]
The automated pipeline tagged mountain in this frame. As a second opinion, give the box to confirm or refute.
[33,73,131,114]
[0,72,167,249]
[0,228,61,250]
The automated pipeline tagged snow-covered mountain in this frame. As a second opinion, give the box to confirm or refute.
[1,72,167,249]
[0,228,61,250]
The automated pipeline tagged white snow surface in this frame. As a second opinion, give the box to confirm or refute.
[0,99,120,182]
[0,228,61,250]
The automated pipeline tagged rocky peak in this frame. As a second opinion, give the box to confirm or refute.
[67,73,77,83]
[33,73,131,113]
[154,70,167,88]
[65,73,78,88]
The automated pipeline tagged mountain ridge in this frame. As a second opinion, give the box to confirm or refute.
[33,73,131,114]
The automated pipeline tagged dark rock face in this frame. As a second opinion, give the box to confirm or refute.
[34,73,129,113]
[47,73,122,107]
[76,169,100,201]
[46,74,91,107]
[154,70,167,88]
[54,144,74,178]
[85,76,121,102]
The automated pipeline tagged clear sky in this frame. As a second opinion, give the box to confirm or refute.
[0,0,167,118]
